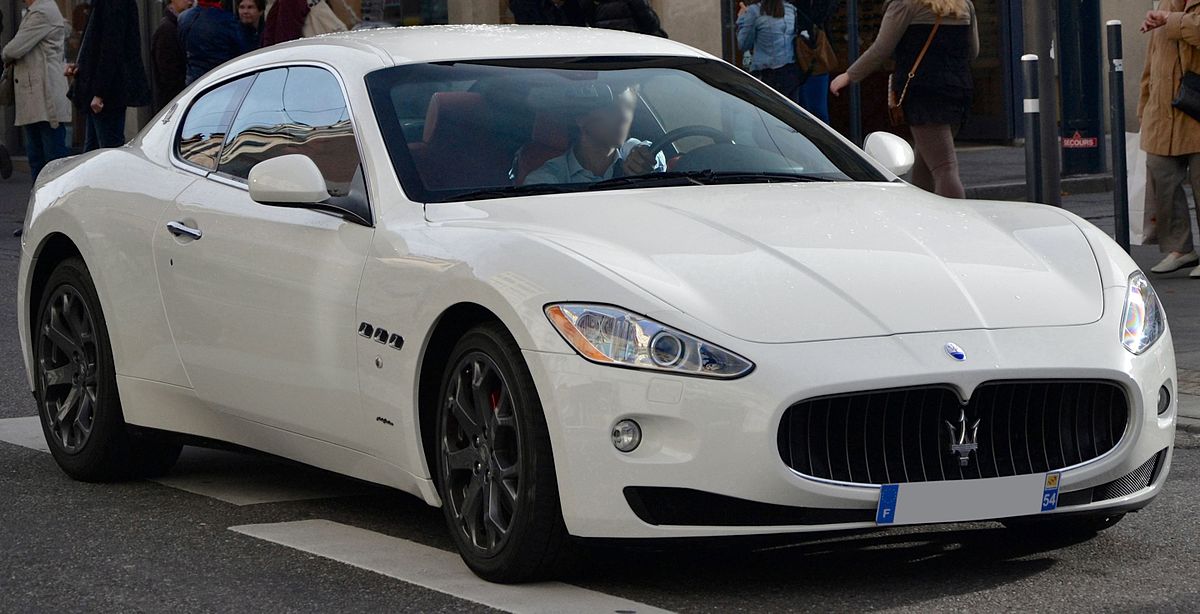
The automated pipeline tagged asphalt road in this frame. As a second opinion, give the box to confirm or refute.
[2,173,1200,613]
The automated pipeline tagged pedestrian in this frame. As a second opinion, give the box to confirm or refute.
[2,0,72,180]
[1138,4,1200,278]
[151,0,191,111]
[178,0,250,85]
[793,0,840,122]
[736,1,801,105]
[830,0,977,199]
[584,0,666,37]
[65,0,151,151]
[238,0,264,49]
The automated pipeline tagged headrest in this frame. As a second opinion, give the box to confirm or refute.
[423,92,487,144]
[531,113,570,151]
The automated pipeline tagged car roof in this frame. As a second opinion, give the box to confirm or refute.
[281,25,715,65]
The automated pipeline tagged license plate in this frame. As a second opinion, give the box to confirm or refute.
[876,472,1062,526]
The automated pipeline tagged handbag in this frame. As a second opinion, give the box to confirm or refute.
[794,12,838,78]
[888,16,941,128]
[1171,70,1200,123]
[302,0,349,37]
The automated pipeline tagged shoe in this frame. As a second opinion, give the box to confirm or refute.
[1149,251,1199,274]
[1191,265,1200,278]
[0,145,11,180]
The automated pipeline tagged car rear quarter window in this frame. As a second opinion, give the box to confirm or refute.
[216,66,362,199]
[176,77,254,171]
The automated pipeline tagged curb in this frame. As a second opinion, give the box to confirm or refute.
[966,174,1114,201]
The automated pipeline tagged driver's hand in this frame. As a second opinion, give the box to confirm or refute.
[622,145,656,176]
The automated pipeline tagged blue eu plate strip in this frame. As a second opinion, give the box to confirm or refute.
[1041,472,1061,512]
[876,484,899,524]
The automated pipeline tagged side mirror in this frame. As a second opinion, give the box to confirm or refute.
[248,154,330,206]
[863,131,915,177]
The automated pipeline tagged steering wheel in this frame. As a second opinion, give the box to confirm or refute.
[647,125,734,158]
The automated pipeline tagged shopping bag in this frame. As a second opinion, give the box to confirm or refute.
[302,0,349,37]
[1127,132,1157,246]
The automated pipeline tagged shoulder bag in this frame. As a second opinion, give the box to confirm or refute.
[888,15,941,128]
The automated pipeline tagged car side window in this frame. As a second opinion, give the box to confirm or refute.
[176,77,254,171]
[217,66,363,199]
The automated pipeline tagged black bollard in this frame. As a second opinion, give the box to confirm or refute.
[1108,20,1131,252]
[1023,54,1043,204]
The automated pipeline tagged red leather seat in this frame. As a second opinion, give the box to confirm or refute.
[408,92,511,191]
[513,112,571,185]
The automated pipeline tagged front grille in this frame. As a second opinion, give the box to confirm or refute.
[778,381,1129,486]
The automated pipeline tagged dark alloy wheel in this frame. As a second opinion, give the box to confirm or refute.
[440,352,522,555]
[435,322,577,583]
[37,284,100,454]
[34,257,181,481]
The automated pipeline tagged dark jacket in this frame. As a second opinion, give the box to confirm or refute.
[585,0,665,37]
[71,0,151,109]
[261,0,307,47]
[178,6,250,85]
[150,9,186,110]
[542,0,586,26]
[241,21,262,51]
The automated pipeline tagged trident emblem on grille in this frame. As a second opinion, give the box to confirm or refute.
[945,410,981,466]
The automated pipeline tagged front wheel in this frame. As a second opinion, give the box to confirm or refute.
[34,257,181,481]
[435,322,575,583]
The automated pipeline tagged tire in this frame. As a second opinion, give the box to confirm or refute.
[1003,512,1125,539]
[33,257,182,482]
[434,322,576,583]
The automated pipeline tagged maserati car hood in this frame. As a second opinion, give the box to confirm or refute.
[432,182,1104,344]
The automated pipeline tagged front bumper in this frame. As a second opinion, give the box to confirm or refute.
[524,289,1176,539]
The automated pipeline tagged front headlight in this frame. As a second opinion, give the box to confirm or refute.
[1121,271,1166,355]
[545,304,754,378]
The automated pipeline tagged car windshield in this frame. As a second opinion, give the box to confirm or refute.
[365,56,886,203]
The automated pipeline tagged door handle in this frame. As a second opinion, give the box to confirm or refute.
[166,221,202,240]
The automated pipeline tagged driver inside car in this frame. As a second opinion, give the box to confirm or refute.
[523,84,667,185]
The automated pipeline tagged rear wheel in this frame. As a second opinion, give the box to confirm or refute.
[34,257,181,481]
[435,322,575,583]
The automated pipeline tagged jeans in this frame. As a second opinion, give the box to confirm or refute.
[798,73,830,123]
[83,105,127,152]
[23,122,69,181]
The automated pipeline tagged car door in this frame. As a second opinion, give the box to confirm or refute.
[154,66,375,447]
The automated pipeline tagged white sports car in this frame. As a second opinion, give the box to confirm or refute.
[17,26,1177,582]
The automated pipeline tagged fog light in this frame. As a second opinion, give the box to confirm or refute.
[611,419,642,453]
[1158,385,1172,415]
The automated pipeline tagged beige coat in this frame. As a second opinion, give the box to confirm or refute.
[1140,0,1200,157]
[1,0,72,127]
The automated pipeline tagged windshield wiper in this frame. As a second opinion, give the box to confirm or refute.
[699,172,837,184]
[449,183,579,202]
[583,170,716,191]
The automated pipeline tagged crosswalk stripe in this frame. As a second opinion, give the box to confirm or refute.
[0,416,377,505]
[231,519,672,614]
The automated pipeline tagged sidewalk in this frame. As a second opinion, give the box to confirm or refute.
[957,144,1113,200]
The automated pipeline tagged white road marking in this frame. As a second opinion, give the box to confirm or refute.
[0,416,49,452]
[231,519,672,614]
[0,416,378,505]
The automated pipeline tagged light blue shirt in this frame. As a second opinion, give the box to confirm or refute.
[524,139,667,185]
[736,3,797,72]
